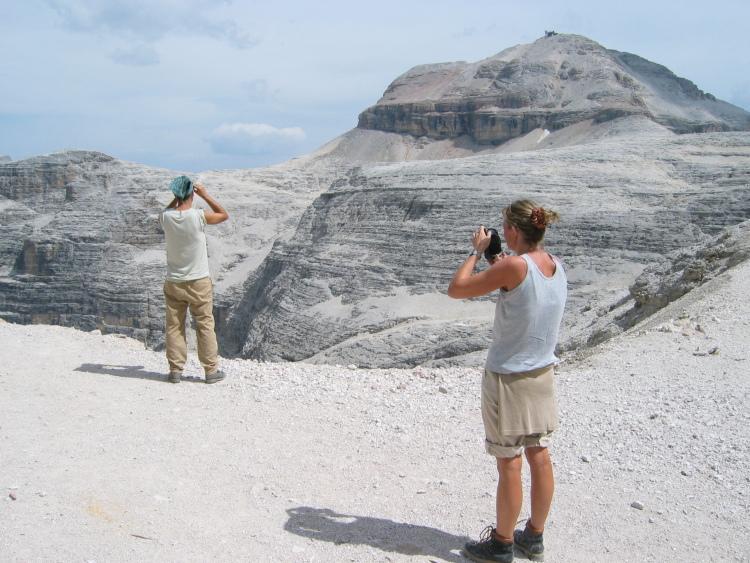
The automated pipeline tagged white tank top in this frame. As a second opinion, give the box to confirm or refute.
[485,253,567,374]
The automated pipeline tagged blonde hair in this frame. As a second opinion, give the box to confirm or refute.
[502,199,559,247]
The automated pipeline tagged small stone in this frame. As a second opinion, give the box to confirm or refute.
[631,501,645,510]
[347,364,357,370]
[9,493,17,501]
[438,386,448,394]
[581,455,591,463]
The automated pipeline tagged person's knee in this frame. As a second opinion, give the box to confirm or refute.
[496,455,523,476]
[525,447,552,470]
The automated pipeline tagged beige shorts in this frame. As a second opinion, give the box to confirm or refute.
[482,366,557,458]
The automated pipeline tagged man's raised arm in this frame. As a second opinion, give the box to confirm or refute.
[193,183,229,225]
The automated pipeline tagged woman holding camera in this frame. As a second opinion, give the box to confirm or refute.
[447,199,567,563]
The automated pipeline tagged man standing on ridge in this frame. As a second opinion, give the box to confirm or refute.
[158,175,229,384]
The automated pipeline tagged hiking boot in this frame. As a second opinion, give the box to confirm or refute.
[205,370,226,384]
[168,371,182,384]
[513,522,544,561]
[464,526,514,563]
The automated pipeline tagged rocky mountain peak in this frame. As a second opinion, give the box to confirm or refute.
[358,33,750,144]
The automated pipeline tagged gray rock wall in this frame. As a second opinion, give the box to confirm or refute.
[0,151,171,344]
[0,150,343,349]
[573,218,750,350]
[3,133,750,368]
[222,129,750,367]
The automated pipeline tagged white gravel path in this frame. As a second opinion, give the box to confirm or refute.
[2,261,749,562]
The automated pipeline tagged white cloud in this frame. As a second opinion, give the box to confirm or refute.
[205,123,307,155]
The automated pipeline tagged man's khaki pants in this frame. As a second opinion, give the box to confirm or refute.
[163,277,219,375]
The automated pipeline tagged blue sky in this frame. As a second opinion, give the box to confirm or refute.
[1,0,748,172]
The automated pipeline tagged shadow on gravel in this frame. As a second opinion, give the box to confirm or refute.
[285,506,469,562]
[74,363,179,383]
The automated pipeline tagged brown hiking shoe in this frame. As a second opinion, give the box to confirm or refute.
[205,370,226,384]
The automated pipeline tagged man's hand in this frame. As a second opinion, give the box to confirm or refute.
[192,183,229,225]
[193,183,207,199]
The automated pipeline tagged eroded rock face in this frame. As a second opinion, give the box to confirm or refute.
[358,34,750,144]
[0,151,169,343]
[573,218,750,350]
[0,150,344,348]
[629,221,750,321]
[222,129,750,367]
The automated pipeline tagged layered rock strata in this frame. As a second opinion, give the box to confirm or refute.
[573,218,750,350]
[222,127,750,367]
[0,150,343,348]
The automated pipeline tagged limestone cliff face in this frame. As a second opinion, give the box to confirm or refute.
[0,151,169,345]
[575,217,750,350]
[0,150,343,348]
[222,129,750,367]
[357,34,750,144]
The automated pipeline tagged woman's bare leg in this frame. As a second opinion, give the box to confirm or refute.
[525,446,554,531]
[495,455,523,539]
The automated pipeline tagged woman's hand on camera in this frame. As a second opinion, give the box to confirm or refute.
[472,226,492,253]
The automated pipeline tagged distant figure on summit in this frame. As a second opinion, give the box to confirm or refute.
[158,176,229,384]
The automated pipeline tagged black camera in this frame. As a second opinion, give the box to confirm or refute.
[484,228,502,260]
